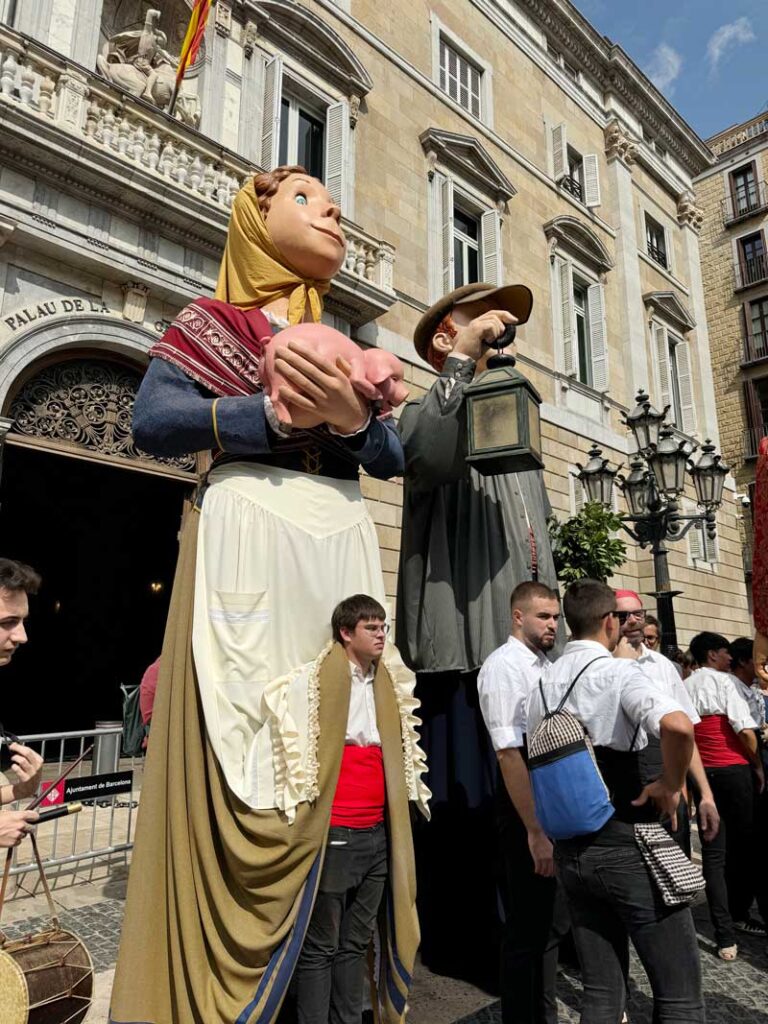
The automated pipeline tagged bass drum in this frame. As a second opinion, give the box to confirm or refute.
[0,928,93,1023]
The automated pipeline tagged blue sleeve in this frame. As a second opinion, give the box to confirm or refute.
[336,416,404,480]
[132,358,275,457]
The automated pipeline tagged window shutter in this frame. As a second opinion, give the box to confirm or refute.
[587,282,608,390]
[440,173,455,294]
[552,123,568,181]
[480,209,503,286]
[653,322,671,413]
[686,500,705,562]
[724,173,735,222]
[569,469,585,515]
[556,256,576,375]
[744,378,762,429]
[260,55,283,171]
[583,154,601,207]
[675,339,696,434]
[324,100,350,210]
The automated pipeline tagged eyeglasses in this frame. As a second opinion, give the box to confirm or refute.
[616,609,646,624]
[601,610,619,621]
[362,623,390,635]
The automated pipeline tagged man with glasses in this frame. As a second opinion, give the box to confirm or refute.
[642,614,661,652]
[614,590,719,855]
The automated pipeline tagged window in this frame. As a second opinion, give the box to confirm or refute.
[554,257,608,391]
[747,297,768,360]
[573,281,591,387]
[452,205,480,288]
[731,164,759,217]
[278,95,325,180]
[687,502,718,567]
[261,56,350,208]
[439,38,482,118]
[738,232,767,287]
[547,40,580,82]
[652,323,695,434]
[550,124,600,207]
[645,215,668,269]
[743,377,768,457]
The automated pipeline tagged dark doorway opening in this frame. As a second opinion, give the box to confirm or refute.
[0,444,189,736]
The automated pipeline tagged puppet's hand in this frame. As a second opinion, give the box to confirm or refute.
[275,342,368,434]
[755,631,768,686]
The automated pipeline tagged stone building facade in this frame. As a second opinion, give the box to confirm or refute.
[694,112,768,614]
[0,0,751,719]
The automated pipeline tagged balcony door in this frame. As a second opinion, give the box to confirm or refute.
[732,164,759,217]
[739,232,766,287]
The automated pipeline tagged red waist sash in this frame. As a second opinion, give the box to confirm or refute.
[330,745,385,828]
[694,714,749,768]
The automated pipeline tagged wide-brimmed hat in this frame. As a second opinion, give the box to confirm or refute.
[414,282,533,361]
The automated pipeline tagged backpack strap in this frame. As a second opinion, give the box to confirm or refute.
[628,722,642,753]
[551,656,611,715]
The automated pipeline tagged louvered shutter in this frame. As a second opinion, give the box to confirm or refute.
[324,100,350,209]
[686,500,705,562]
[440,174,455,294]
[583,153,601,207]
[480,209,503,286]
[653,322,671,413]
[556,257,576,375]
[587,282,608,390]
[552,123,568,181]
[260,55,282,171]
[675,339,696,434]
[570,469,585,515]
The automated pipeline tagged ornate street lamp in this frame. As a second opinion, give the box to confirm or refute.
[617,457,651,517]
[622,389,667,453]
[646,426,689,497]
[575,444,619,507]
[464,331,544,475]
[689,438,729,509]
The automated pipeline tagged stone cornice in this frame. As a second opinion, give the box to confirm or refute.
[544,215,614,274]
[420,127,516,204]
[643,290,696,333]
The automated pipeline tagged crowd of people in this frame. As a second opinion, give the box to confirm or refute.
[479,580,768,1024]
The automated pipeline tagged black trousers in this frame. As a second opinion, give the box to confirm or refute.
[700,763,768,947]
[294,823,387,1024]
[556,821,704,1024]
[497,784,570,1024]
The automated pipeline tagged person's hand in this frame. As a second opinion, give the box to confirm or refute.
[697,796,720,842]
[8,742,42,799]
[754,631,768,686]
[527,827,555,877]
[0,809,38,848]
[452,310,518,362]
[632,780,682,829]
[614,636,641,660]
[273,342,368,434]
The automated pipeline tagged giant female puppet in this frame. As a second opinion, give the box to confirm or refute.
[109,167,429,1024]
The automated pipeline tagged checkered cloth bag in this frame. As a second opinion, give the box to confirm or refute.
[634,822,706,907]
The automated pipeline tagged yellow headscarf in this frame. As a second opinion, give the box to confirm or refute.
[215,182,330,324]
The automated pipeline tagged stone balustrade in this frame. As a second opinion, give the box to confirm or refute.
[0,26,396,311]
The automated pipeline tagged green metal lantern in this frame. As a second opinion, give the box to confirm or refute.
[464,354,544,476]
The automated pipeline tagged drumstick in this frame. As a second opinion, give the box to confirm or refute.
[36,802,83,822]
[25,744,94,811]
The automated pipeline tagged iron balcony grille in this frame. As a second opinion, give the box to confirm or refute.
[647,241,668,269]
[743,329,768,364]
[736,253,768,290]
[744,424,768,459]
[560,175,583,202]
[723,180,768,226]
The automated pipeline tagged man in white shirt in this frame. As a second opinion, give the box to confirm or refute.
[478,581,566,1024]
[613,589,719,853]
[527,579,703,1024]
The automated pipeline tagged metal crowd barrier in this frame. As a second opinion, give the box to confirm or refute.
[5,727,141,889]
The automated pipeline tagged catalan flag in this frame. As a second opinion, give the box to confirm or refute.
[175,0,213,87]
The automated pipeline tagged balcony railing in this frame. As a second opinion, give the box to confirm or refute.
[744,424,768,459]
[742,330,768,365]
[723,180,768,226]
[0,26,396,325]
[646,241,668,269]
[735,254,768,290]
[710,115,768,156]
[560,175,583,202]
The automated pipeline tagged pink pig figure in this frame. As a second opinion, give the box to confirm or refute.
[259,322,409,428]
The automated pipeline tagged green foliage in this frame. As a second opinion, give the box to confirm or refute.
[548,501,628,585]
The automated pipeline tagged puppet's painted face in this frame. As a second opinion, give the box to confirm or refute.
[265,174,347,281]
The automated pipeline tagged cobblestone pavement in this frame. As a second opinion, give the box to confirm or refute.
[3,898,766,1023]
[456,903,768,1024]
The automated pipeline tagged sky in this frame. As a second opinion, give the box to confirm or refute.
[572,0,768,141]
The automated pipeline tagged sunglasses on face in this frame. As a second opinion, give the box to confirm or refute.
[616,609,646,624]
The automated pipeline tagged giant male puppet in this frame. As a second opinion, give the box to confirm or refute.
[396,283,561,984]
[110,167,429,1024]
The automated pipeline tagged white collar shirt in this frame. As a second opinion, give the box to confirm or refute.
[686,668,756,734]
[636,646,700,725]
[346,661,381,746]
[730,674,764,728]
[527,640,684,751]
[478,636,550,751]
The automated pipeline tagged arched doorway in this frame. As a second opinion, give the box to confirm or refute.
[0,354,196,734]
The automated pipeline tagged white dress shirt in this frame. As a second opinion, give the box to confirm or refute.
[729,674,764,728]
[686,668,756,734]
[636,646,700,724]
[345,661,381,746]
[478,636,550,751]
[527,640,684,750]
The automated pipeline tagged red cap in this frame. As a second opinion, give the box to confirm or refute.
[614,589,641,602]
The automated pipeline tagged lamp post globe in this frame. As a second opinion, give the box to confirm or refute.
[617,457,651,517]
[689,438,729,510]
[623,388,667,453]
[646,426,689,497]
[575,444,618,508]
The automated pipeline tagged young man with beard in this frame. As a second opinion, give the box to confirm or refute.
[613,590,719,855]
[478,582,568,1024]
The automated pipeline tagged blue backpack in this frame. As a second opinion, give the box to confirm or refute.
[528,657,615,841]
